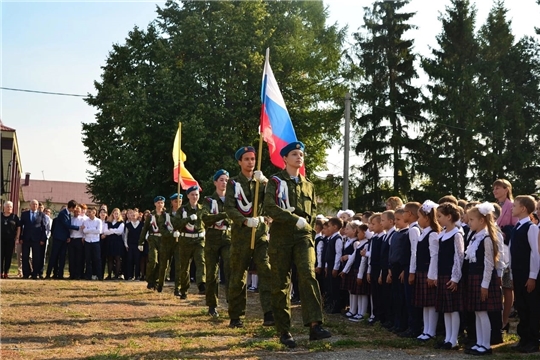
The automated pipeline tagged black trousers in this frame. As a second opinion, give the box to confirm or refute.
[47,239,67,278]
[513,273,540,346]
[125,244,140,279]
[22,241,41,278]
[84,242,102,279]
[324,263,342,312]
[391,264,407,330]
[1,238,15,274]
[68,238,84,279]
[38,242,47,276]
[370,265,385,322]
[381,268,394,324]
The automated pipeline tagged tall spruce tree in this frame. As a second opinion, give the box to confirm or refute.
[350,0,421,207]
[474,1,540,197]
[420,0,480,199]
[83,0,346,209]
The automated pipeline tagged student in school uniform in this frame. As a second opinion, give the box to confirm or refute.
[352,224,371,322]
[104,208,125,280]
[412,200,440,342]
[379,210,397,330]
[463,202,503,356]
[366,213,385,325]
[324,217,344,314]
[339,220,357,311]
[508,195,540,354]
[338,221,364,320]
[124,209,144,281]
[431,203,465,350]
[314,218,328,299]
[401,202,422,338]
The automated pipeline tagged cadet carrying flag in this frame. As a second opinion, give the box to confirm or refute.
[260,48,305,175]
[172,124,200,190]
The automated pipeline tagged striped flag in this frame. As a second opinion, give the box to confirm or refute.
[172,127,199,190]
[260,48,305,175]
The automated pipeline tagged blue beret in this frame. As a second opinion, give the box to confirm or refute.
[235,146,256,161]
[279,141,305,157]
[170,193,183,200]
[186,185,200,195]
[213,169,229,181]
[154,196,165,203]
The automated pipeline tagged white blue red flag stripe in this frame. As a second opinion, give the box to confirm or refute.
[260,48,305,175]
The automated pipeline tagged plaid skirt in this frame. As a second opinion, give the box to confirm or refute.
[436,274,463,313]
[341,270,358,292]
[352,269,370,295]
[413,271,436,307]
[465,272,502,312]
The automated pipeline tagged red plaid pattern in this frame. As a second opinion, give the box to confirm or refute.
[413,271,436,307]
[465,272,502,312]
[436,274,463,313]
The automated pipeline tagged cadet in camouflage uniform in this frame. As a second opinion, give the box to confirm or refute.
[172,185,206,299]
[155,195,182,294]
[202,169,232,318]
[225,146,274,328]
[263,141,331,348]
[139,196,174,290]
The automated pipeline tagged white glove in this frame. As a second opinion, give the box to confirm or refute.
[190,214,197,221]
[365,230,374,240]
[173,230,180,238]
[246,217,260,228]
[138,245,144,252]
[253,170,268,183]
[284,207,295,213]
[296,217,307,229]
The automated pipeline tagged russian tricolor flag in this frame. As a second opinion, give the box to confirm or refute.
[260,48,305,175]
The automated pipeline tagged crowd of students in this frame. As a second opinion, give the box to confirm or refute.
[311,180,539,355]
[2,177,539,354]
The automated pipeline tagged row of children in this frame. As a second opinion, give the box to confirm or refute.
[313,192,539,355]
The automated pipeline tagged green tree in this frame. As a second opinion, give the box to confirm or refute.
[83,1,346,209]
[349,0,422,206]
[419,0,480,199]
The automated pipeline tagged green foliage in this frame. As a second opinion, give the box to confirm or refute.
[83,0,346,209]
[348,0,422,210]
[419,0,481,199]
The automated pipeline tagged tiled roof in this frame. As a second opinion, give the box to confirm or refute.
[21,179,96,205]
[0,120,15,132]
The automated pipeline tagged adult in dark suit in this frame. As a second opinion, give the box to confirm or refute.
[19,199,47,279]
[46,200,81,279]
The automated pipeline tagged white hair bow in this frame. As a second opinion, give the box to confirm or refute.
[421,200,438,214]
[476,202,495,216]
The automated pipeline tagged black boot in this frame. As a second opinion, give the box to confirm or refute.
[280,332,296,348]
[229,319,244,328]
[208,307,219,318]
[198,283,206,295]
[309,324,332,340]
[262,311,275,326]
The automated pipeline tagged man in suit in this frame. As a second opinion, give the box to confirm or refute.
[46,200,81,279]
[19,199,47,279]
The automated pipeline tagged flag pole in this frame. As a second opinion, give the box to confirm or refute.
[250,48,270,250]
[176,121,182,243]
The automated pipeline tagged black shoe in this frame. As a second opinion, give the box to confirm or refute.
[291,297,301,305]
[464,344,481,355]
[280,332,296,348]
[156,285,163,293]
[208,307,219,318]
[174,289,180,297]
[470,345,493,356]
[435,340,447,349]
[309,324,332,340]
[44,275,51,280]
[262,311,275,326]
[367,317,378,326]
[229,319,244,328]
[518,343,539,354]
[146,282,155,290]
[382,321,394,329]
[440,342,459,350]
[198,283,206,295]
[180,293,187,300]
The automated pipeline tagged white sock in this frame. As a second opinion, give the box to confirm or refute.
[449,311,460,346]
[478,311,491,350]
[422,307,429,335]
[444,313,452,343]
[251,274,258,288]
[475,312,482,349]
[359,295,368,317]
[349,294,358,314]
[370,295,375,317]
[428,307,438,337]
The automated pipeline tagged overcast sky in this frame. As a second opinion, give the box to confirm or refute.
[2,0,539,183]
